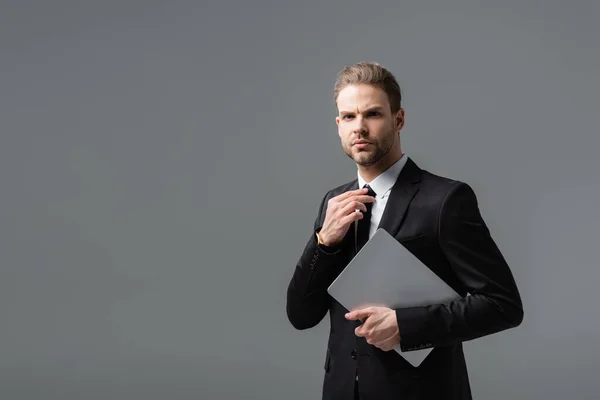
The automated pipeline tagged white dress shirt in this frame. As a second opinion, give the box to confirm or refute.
[356,153,408,241]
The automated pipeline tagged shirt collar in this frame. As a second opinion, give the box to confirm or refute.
[357,153,408,199]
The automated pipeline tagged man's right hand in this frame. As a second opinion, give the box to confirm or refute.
[318,188,376,247]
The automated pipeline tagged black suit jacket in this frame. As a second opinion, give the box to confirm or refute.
[286,157,523,400]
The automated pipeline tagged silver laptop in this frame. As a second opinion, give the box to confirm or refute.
[327,228,462,367]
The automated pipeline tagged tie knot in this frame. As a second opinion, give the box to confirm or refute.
[363,184,376,198]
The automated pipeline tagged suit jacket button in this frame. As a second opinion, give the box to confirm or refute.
[351,350,357,359]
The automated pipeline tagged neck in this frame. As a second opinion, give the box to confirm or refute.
[358,147,403,182]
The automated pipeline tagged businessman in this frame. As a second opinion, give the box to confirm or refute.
[286,62,523,400]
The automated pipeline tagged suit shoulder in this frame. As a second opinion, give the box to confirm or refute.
[420,169,464,192]
[418,169,476,207]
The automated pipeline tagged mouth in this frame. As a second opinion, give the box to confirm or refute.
[353,141,371,149]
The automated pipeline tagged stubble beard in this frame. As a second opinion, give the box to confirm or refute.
[343,129,396,167]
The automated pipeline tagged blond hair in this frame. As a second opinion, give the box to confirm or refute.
[333,62,402,114]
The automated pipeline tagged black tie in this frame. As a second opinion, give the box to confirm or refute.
[356,184,376,252]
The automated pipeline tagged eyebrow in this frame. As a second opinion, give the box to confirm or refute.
[339,106,385,115]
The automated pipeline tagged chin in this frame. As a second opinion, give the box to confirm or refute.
[345,148,376,166]
[355,157,378,167]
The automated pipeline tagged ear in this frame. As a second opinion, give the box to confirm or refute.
[395,108,405,131]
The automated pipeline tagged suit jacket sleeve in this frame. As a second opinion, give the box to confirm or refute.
[286,191,350,330]
[395,182,524,352]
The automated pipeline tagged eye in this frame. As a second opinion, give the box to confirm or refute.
[367,111,381,117]
[342,115,354,120]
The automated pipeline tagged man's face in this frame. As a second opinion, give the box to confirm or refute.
[336,84,404,167]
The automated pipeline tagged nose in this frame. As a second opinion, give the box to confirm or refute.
[352,115,367,135]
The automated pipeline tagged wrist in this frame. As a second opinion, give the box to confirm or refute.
[317,229,341,249]
[316,230,331,247]
[315,229,342,255]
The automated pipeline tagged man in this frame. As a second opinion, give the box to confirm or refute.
[285,62,524,400]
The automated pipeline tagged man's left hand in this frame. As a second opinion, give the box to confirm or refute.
[345,306,400,351]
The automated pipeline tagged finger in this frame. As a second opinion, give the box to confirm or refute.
[345,308,373,321]
[339,195,377,210]
[355,194,377,203]
[353,317,373,336]
[338,196,377,218]
[345,310,362,321]
[339,209,363,226]
[335,188,369,202]
[339,199,368,215]
[356,326,376,341]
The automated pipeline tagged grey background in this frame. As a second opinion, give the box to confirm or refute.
[1,1,599,399]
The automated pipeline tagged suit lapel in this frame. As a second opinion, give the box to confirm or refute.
[377,157,422,238]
